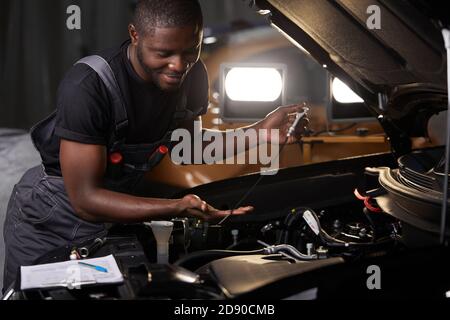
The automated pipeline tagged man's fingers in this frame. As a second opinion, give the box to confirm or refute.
[196,206,254,220]
[206,203,219,212]
[230,206,254,214]
[211,206,254,217]
[185,208,203,219]
[185,199,253,221]
[280,102,308,114]
[287,114,296,124]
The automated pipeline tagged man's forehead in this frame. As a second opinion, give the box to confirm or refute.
[141,25,202,49]
[145,24,202,38]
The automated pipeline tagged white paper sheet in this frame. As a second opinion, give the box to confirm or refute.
[20,254,124,290]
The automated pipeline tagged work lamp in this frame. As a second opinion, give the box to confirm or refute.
[331,78,363,104]
[328,76,374,122]
[219,63,287,122]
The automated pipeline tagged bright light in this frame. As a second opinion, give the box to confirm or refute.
[203,36,217,45]
[258,9,271,15]
[225,67,283,102]
[332,78,364,103]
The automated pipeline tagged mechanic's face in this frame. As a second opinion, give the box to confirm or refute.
[129,24,202,91]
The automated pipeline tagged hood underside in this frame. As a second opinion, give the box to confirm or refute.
[258,0,447,100]
[255,0,448,154]
[255,0,449,155]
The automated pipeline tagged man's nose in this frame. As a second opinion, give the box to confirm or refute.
[168,56,189,73]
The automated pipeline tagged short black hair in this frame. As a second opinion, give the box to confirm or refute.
[133,0,203,35]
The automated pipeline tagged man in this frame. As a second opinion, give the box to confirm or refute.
[2,0,306,290]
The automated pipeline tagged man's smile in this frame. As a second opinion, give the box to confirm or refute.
[160,72,185,85]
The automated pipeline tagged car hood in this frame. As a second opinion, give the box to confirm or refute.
[255,0,449,155]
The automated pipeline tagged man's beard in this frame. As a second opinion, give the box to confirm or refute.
[136,44,184,92]
[136,44,162,89]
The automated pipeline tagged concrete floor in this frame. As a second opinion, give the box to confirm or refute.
[0,129,41,291]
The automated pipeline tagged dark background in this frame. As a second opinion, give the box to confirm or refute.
[0,0,266,129]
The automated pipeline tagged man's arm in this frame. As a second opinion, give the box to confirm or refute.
[60,139,252,223]
[176,104,309,163]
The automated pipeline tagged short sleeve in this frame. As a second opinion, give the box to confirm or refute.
[186,60,209,117]
[54,65,111,145]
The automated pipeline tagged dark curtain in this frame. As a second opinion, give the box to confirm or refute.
[0,0,136,129]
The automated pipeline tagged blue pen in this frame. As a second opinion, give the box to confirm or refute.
[78,261,108,273]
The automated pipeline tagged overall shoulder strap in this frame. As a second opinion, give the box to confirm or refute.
[75,55,128,149]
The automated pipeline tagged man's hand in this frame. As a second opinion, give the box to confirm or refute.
[256,102,310,144]
[178,194,254,221]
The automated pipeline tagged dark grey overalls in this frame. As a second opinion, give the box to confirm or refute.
[2,55,195,290]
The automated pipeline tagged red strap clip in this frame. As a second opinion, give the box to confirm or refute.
[157,145,169,155]
[109,152,123,164]
[150,145,169,160]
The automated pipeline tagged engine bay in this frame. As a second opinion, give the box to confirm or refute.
[11,147,450,300]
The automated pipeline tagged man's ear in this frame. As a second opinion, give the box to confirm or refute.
[128,24,139,45]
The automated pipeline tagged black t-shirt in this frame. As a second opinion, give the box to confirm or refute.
[42,40,209,176]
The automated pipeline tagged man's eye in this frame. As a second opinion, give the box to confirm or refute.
[157,52,171,58]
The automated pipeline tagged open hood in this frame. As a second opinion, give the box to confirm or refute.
[254,0,448,155]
